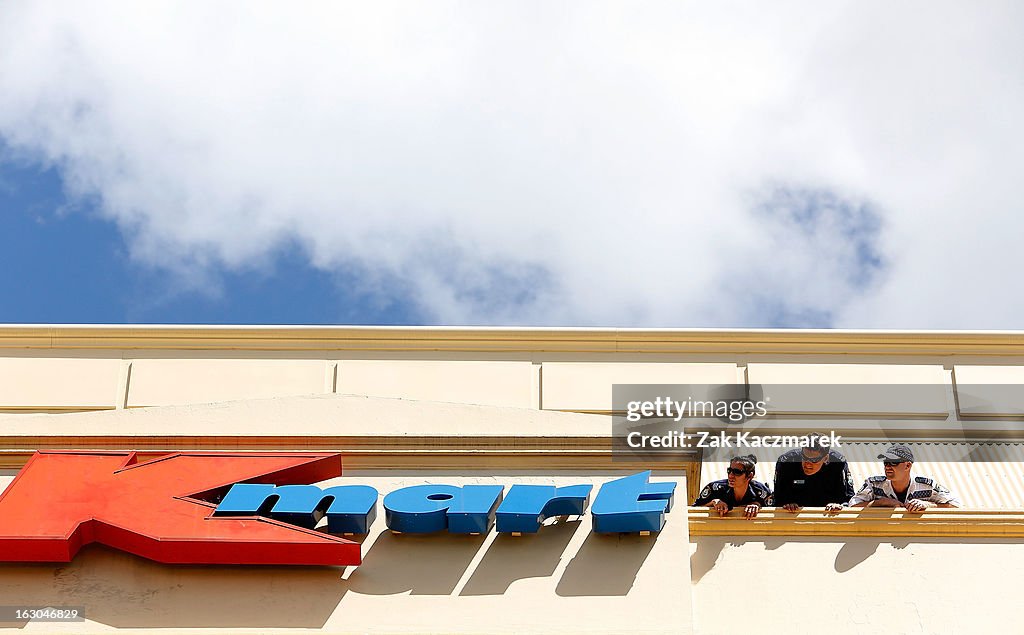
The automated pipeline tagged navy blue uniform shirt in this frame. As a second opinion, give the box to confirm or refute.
[693,479,773,509]
[773,448,855,507]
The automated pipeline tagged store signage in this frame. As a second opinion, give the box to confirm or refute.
[215,470,676,535]
[0,451,676,566]
[0,451,359,566]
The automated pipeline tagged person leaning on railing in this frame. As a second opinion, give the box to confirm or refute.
[773,431,855,514]
[849,445,962,511]
[693,454,774,519]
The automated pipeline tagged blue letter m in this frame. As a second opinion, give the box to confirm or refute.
[214,483,378,534]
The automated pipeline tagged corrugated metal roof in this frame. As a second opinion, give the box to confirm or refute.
[699,442,1024,508]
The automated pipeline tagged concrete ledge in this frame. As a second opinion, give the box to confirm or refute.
[689,507,1024,538]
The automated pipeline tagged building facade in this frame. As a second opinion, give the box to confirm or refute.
[1,325,1023,634]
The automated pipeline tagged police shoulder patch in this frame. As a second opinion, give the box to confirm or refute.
[779,449,802,462]
[700,486,711,498]
[915,476,934,486]
[869,475,887,483]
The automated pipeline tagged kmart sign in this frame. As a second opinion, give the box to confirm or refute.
[0,451,675,567]
[214,470,676,536]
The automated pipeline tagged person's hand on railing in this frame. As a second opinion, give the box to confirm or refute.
[903,499,935,512]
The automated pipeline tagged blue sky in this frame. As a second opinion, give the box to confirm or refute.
[1,4,1021,329]
[0,154,421,324]
[0,154,875,327]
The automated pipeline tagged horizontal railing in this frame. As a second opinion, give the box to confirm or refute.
[688,506,1024,537]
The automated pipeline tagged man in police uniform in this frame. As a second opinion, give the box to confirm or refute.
[694,454,774,519]
[773,432,854,513]
[849,445,961,510]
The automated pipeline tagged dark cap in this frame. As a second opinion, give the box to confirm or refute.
[877,445,914,462]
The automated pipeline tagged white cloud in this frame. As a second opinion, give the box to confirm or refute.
[0,2,1021,326]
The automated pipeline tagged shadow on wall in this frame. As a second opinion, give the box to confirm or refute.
[461,519,581,596]
[0,524,661,628]
[690,535,1024,582]
[0,544,347,629]
[555,531,658,597]
[348,519,658,598]
[346,530,489,595]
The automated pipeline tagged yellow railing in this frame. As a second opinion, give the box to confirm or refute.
[688,506,1024,537]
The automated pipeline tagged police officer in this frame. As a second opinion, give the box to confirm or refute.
[773,432,854,513]
[849,445,962,510]
[694,454,773,519]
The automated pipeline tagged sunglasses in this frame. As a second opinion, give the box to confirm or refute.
[726,467,749,476]
[801,452,827,463]
[883,460,906,467]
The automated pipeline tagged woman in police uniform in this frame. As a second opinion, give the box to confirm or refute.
[694,454,774,519]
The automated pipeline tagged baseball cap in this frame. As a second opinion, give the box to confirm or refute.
[877,445,914,462]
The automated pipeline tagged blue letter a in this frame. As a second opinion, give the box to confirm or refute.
[383,484,504,534]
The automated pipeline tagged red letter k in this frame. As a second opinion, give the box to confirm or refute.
[0,451,360,566]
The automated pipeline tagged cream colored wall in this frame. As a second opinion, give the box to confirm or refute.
[2,349,1021,418]
[747,363,954,416]
[541,362,740,411]
[690,536,1024,634]
[0,393,606,440]
[0,357,122,410]
[953,364,1024,417]
[126,359,328,407]
[0,471,691,635]
[5,352,1020,449]
[747,362,948,384]
[336,360,538,408]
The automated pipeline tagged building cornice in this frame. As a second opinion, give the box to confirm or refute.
[3,325,1024,355]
